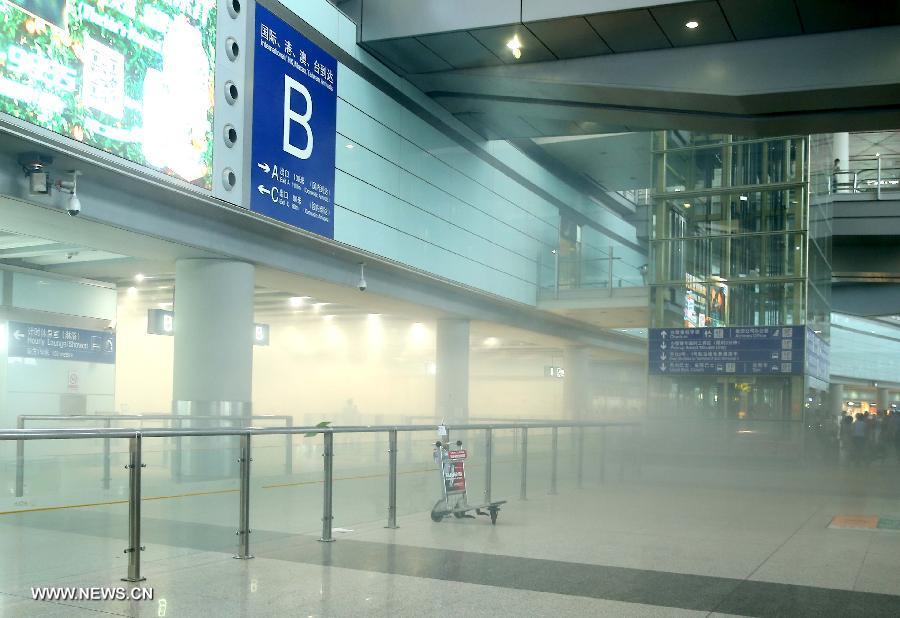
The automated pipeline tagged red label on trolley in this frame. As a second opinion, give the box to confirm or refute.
[448,450,467,460]
[443,461,466,493]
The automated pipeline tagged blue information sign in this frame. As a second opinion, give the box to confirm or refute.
[7,321,115,364]
[648,326,805,376]
[251,3,337,238]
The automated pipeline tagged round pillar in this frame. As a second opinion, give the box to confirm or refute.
[173,259,255,477]
[563,346,591,420]
[830,383,844,419]
[435,319,469,423]
[877,387,890,414]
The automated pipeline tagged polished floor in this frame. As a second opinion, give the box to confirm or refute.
[2,457,900,616]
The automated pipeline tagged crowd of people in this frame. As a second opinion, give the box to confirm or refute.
[839,409,900,465]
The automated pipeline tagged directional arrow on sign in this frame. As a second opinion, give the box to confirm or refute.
[660,342,667,350]
[661,331,668,339]
[660,363,667,372]
[14,330,24,341]
[257,162,271,173]
[257,185,271,196]
[660,352,667,361]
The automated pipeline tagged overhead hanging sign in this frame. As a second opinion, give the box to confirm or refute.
[7,321,115,364]
[146,309,270,346]
[250,2,337,238]
[648,326,805,376]
[0,0,217,188]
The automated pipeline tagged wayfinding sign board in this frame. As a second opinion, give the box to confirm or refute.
[648,326,805,376]
[7,321,115,364]
[250,2,337,238]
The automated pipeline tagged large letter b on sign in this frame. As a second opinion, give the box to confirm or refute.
[284,75,313,159]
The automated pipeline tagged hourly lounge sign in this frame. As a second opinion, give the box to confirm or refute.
[7,321,115,363]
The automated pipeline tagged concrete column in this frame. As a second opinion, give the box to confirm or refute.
[877,387,890,413]
[830,383,844,419]
[435,319,469,423]
[563,346,591,420]
[833,132,850,192]
[173,259,255,477]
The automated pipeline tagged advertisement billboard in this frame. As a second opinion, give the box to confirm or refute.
[0,0,216,188]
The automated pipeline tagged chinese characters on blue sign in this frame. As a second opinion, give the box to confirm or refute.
[7,322,115,364]
[648,326,806,376]
[251,3,337,238]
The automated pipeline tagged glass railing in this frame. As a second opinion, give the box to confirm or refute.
[0,419,641,582]
[538,252,648,299]
[833,156,900,196]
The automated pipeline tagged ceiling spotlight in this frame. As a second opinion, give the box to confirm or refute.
[683,202,691,209]
[685,20,699,29]
[506,35,522,59]
[289,296,305,308]
[345,143,354,149]
[134,273,145,283]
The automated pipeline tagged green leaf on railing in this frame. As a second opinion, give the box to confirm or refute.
[304,421,331,438]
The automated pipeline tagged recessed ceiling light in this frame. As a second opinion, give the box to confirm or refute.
[288,296,305,308]
[685,20,699,29]
[506,35,522,59]
[134,273,145,282]
[345,143,354,149]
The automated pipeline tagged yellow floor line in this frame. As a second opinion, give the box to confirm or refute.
[0,458,520,515]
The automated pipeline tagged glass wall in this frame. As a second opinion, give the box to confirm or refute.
[648,132,832,424]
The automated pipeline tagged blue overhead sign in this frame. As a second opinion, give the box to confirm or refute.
[7,322,115,364]
[648,326,805,376]
[250,3,337,238]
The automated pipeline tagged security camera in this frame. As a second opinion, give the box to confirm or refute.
[56,170,81,216]
[66,193,81,216]
[357,262,367,292]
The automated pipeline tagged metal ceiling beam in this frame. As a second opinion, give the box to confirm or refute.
[408,26,900,137]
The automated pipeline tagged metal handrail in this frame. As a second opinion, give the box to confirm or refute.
[15,413,296,495]
[1,419,641,581]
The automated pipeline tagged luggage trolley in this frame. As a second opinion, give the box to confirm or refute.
[430,436,506,524]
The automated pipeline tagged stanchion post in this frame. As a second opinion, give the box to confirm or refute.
[550,427,558,495]
[386,430,398,529]
[284,417,293,475]
[484,428,493,504]
[618,426,626,482]
[577,427,585,488]
[520,427,528,500]
[122,433,146,582]
[234,433,253,559]
[15,416,24,499]
[173,417,182,483]
[600,426,607,483]
[102,418,112,490]
[319,432,335,542]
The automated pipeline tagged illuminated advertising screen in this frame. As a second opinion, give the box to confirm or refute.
[0,0,216,188]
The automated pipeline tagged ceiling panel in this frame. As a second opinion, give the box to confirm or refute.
[718,0,802,40]
[365,38,453,74]
[650,1,734,47]
[586,9,671,53]
[470,24,557,64]
[417,31,504,69]
[525,17,612,59]
[794,0,900,33]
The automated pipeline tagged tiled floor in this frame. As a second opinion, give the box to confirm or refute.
[3,462,900,617]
